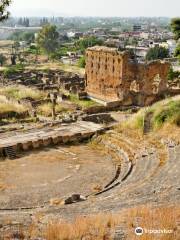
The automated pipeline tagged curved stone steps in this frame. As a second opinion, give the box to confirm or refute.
[86,137,134,197]
[100,144,179,207]
[101,138,159,193]
[151,147,179,187]
[125,145,179,202]
[93,138,164,205]
[95,136,134,188]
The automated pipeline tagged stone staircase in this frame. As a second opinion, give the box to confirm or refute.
[4,146,17,160]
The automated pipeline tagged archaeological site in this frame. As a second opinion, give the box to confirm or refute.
[85,46,178,106]
[0,4,180,239]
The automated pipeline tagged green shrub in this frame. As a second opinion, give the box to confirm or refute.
[3,64,24,77]
[70,94,97,108]
[152,100,180,129]
[168,68,180,81]
[78,56,86,68]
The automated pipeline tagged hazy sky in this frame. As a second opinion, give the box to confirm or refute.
[9,0,180,17]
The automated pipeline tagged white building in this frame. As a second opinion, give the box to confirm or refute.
[167,39,177,56]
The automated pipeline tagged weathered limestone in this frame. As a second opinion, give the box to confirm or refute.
[32,139,43,149]
[85,46,171,106]
[43,137,53,147]
[52,135,63,145]
[22,141,32,151]
[0,121,105,159]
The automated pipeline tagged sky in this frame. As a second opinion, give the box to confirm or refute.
[9,0,180,17]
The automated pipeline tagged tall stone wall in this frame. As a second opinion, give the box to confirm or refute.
[85,46,171,106]
[85,47,124,102]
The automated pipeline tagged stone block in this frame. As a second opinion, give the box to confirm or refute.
[22,141,32,151]
[43,138,52,147]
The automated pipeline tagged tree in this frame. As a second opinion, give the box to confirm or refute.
[146,46,169,61]
[0,54,6,66]
[75,37,103,53]
[171,18,180,62]
[8,31,35,43]
[174,43,180,58]
[0,0,11,21]
[21,32,34,43]
[171,18,180,40]
[36,24,59,58]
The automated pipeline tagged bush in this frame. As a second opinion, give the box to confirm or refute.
[75,37,103,53]
[152,100,180,128]
[168,68,180,81]
[3,64,25,77]
[70,94,97,108]
[146,46,169,61]
[78,56,86,68]
[123,97,180,132]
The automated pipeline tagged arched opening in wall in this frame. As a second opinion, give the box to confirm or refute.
[105,64,107,70]
[118,58,121,64]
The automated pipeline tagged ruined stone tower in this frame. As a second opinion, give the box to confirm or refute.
[85,46,170,106]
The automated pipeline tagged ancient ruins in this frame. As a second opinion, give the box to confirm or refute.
[85,46,174,106]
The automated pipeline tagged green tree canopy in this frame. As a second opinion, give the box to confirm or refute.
[0,0,11,21]
[75,37,103,53]
[171,18,180,40]
[146,46,169,61]
[171,18,180,62]
[36,24,59,58]
[9,31,35,43]
[174,43,180,58]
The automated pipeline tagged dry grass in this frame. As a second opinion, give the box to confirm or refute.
[0,102,27,114]
[123,205,179,240]
[0,96,27,114]
[43,205,179,240]
[44,214,117,240]
[123,95,180,132]
[37,103,69,117]
[5,205,178,240]
[0,85,46,101]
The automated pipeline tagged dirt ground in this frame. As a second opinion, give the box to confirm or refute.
[0,145,114,210]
